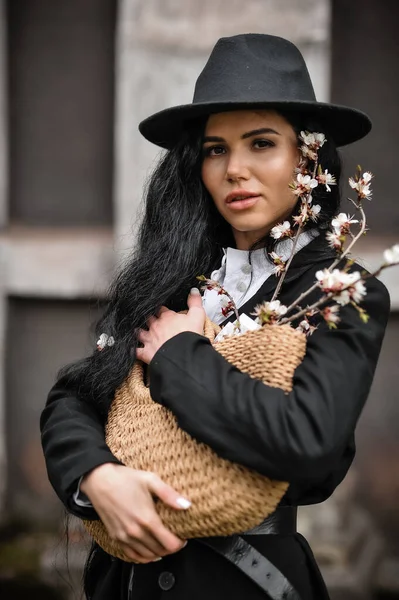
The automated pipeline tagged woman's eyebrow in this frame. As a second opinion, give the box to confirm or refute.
[242,127,280,139]
[203,127,280,144]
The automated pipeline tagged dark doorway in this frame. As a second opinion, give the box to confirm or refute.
[7,0,116,226]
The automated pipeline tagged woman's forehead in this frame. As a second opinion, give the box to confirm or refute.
[204,109,293,136]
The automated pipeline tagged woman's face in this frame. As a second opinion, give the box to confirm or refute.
[201,109,300,250]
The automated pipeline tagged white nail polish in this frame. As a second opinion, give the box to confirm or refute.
[152,557,163,562]
[176,497,192,509]
[190,287,200,295]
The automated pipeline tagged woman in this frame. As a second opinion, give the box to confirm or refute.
[40,34,390,599]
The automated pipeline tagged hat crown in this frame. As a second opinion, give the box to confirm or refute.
[194,34,316,105]
[139,33,371,149]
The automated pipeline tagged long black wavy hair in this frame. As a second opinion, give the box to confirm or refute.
[60,111,342,418]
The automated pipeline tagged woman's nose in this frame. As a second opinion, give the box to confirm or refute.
[225,152,250,182]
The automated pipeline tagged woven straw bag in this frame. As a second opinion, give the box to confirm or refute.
[84,318,306,561]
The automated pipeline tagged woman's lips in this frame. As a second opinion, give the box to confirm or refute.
[226,195,261,210]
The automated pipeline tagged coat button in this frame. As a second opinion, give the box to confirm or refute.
[236,281,247,293]
[158,571,175,591]
[241,264,252,274]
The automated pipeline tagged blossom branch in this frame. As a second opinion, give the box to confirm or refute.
[278,293,332,325]
[361,259,399,281]
[270,146,319,302]
[283,281,319,317]
[333,198,367,265]
[270,225,303,301]
[280,253,399,327]
[283,196,367,318]
[196,275,241,331]
[279,270,366,325]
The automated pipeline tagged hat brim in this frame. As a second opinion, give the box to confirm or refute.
[139,100,371,149]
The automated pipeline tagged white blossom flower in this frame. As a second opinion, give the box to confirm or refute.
[331,213,359,235]
[383,244,399,265]
[299,131,326,149]
[265,300,288,316]
[300,145,317,161]
[269,251,286,276]
[309,204,321,222]
[292,173,319,197]
[293,203,309,226]
[251,300,288,324]
[340,276,366,305]
[270,221,292,239]
[316,268,366,306]
[321,305,341,328]
[293,201,321,226]
[294,157,309,175]
[349,171,373,200]
[363,172,373,183]
[316,268,344,291]
[97,333,115,351]
[317,169,337,192]
[296,319,318,336]
[219,296,231,308]
[326,231,343,251]
[299,131,326,161]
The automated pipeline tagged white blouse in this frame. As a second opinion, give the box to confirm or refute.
[202,230,319,325]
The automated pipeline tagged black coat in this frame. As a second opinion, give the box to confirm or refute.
[40,237,390,600]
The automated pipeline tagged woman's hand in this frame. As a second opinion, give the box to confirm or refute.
[136,288,205,365]
[80,463,190,563]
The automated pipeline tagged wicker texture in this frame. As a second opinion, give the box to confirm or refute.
[84,320,306,561]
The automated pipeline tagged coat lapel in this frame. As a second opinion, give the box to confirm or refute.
[218,235,337,327]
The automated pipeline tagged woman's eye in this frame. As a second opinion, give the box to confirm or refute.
[203,145,226,157]
[253,139,274,149]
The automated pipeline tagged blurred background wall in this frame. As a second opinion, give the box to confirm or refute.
[0,1,397,598]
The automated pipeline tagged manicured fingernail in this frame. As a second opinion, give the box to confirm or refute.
[182,541,188,548]
[176,497,192,509]
[190,287,200,295]
[152,557,162,562]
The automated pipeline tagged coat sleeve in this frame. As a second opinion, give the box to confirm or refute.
[148,276,390,484]
[40,375,122,519]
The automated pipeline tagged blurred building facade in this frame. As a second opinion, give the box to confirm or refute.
[0,0,398,598]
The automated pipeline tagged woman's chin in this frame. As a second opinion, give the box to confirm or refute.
[231,221,272,235]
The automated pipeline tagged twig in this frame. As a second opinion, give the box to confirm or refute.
[279,293,332,324]
[325,198,366,273]
[283,196,367,317]
[361,260,399,281]
[197,276,241,331]
[271,157,319,302]
[280,258,399,326]
[270,226,303,301]
[283,281,319,317]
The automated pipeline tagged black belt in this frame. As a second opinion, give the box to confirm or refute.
[197,506,302,600]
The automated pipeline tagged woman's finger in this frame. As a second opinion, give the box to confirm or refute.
[146,315,157,328]
[127,529,168,558]
[119,541,161,564]
[137,328,150,342]
[142,473,189,552]
[135,347,150,364]
[187,288,206,330]
[122,514,173,556]
[122,536,162,561]
[146,516,187,555]
[144,472,191,512]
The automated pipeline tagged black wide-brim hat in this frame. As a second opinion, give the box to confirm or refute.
[139,34,371,149]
